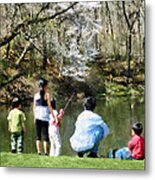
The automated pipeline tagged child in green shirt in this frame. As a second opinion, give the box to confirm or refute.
[7,97,26,153]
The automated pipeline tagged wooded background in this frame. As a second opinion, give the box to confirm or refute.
[0,1,145,103]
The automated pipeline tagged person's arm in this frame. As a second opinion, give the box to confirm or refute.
[22,112,26,133]
[33,96,36,124]
[95,115,109,138]
[57,109,65,120]
[22,122,26,133]
[57,109,65,127]
[7,111,12,132]
[8,121,11,132]
[128,138,135,151]
[46,93,58,123]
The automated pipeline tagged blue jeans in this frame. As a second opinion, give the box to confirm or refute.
[91,127,104,153]
[81,127,104,154]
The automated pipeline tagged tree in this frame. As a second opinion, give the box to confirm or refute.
[0,1,145,101]
[122,1,142,79]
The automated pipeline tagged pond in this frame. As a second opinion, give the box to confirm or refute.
[0,96,144,157]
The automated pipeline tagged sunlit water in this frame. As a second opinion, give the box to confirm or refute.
[0,96,144,157]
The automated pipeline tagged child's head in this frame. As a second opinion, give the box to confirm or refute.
[132,122,143,136]
[83,96,96,111]
[11,97,21,109]
[50,97,56,109]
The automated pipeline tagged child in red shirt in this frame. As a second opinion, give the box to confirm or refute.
[128,122,145,160]
[107,122,145,160]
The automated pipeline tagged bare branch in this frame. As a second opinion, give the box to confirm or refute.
[0,72,25,89]
[122,1,131,30]
[0,2,78,48]
[0,23,23,47]
[35,3,50,18]
[15,42,32,66]
[27,2,78,24]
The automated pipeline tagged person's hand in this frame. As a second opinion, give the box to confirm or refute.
[60,108,65,115]
[57,108,65,119]
[52,114,58,125]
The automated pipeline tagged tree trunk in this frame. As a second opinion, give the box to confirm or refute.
[94,8,99,50]
[122,1,132,79]
[127,31,132,78]
[42,33,47,71]
[105,2,116,58]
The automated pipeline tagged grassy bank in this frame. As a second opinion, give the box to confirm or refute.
[1,152,144,170]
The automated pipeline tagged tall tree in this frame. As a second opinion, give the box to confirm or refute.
[122,1,140,79]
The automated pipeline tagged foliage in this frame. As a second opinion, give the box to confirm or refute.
[0,1,145,102]
[104,82,144,97]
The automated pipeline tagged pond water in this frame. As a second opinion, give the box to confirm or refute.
[0,96,144,157]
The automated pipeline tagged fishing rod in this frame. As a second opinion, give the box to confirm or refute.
[57,92,76,119]
[63,92,76,111]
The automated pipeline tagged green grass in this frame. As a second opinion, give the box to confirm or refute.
[0,152,145,170]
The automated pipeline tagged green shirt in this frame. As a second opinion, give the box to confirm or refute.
[7,108,26,133]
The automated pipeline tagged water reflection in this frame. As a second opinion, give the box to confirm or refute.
[0,96,144,157]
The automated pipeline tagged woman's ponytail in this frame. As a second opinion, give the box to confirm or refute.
[38,77,48,100]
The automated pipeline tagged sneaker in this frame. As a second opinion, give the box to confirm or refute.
[78,152,84,157]
[11,149,16,153]
[87,152,98,158]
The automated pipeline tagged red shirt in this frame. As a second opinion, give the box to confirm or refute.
[128,134,145,160]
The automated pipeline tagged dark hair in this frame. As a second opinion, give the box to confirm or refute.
[11,97,21,108]
[50,97,56,109]
[132,122,143,136]
[83,96,96,111]
[38,77,48,100]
